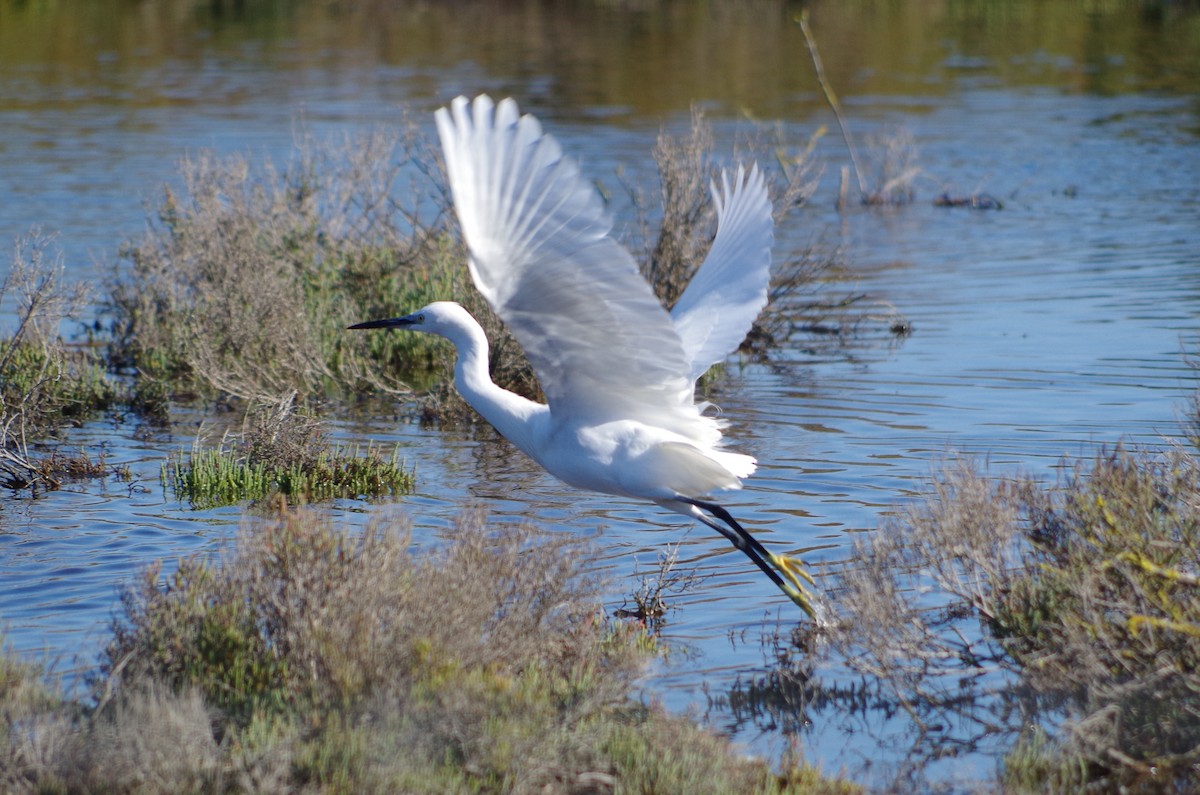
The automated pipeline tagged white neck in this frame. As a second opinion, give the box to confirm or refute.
[446,318,546,456]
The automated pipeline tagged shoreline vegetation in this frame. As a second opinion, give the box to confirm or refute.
[2,509,859,794]
[3,100,1198,791]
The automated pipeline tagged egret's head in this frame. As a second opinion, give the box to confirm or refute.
[349,301,475,339]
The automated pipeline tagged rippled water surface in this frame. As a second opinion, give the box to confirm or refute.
[2,0,1199,787]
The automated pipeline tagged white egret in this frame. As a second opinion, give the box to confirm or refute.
[352,95,814,613]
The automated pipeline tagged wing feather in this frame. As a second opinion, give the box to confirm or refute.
[670,164,774,383]
[436,95,698,429]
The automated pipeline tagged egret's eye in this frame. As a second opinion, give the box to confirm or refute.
[417,314,425,322]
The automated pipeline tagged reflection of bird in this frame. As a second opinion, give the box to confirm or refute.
[352,95,813,614]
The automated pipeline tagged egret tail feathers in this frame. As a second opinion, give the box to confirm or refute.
[713,448,756,480]
[636,441,754,498]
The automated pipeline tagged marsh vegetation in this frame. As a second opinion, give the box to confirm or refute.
[165,397,414,509]
[1,509,857,795]
[0,99,870,793]
[720,439,1200,792]
[1,232,121,490]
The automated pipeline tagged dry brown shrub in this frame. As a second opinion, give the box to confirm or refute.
[107,118,545,423]
[241,392,327,473]
[827,445,1200,790]
[636,106,822,312]
[859,127,921,206]
[827,457,1023,767]
[640,107,720,310]
[2,505,857,793]
[1,230,116,490]
[1,231,91,351]
[614,105,847,375]
[59,687,226,793]
[76,508,627,791]
[99,507,616,720]
[109,121,452,403]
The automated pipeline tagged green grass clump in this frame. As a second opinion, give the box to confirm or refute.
[165,399,413,508]
[167,443,411,509]
[1,507,855,793]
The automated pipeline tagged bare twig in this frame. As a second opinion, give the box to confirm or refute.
[797,11,867,201]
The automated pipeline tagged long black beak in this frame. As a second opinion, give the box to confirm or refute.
[348,316,416,330]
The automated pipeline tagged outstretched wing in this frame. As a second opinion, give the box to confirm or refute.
[436,95,700,431]
[670,165,774,384]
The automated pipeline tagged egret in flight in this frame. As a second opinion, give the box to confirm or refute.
[352,95,814,614]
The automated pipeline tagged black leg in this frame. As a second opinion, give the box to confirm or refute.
[677,496,790,592]
[682,497,780,562]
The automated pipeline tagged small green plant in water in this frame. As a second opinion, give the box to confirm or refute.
[166,441,412,509]
[165,396,413,508]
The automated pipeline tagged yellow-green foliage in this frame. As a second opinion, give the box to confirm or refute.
[0,340,116,423]
[107,558,293,725]
[991,447,1200,791]
[834,445,1200,793]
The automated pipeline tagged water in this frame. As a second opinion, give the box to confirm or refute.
[2,1,1199,788]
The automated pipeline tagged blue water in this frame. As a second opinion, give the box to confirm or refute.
[2,6,1199,788]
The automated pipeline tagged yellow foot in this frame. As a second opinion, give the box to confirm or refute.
[768,552,818,618]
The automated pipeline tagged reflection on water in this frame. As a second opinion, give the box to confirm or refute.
[1,0,1199,788]
[3,0,1199,269]
[4,0,1198,113]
